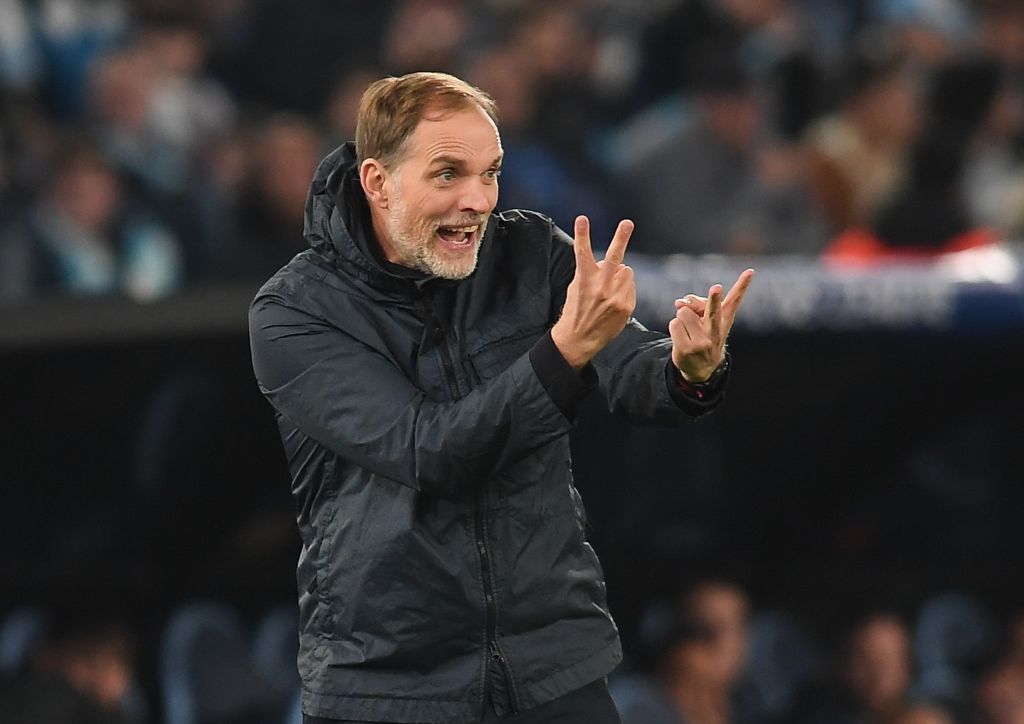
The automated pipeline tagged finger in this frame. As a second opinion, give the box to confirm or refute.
[723,268,756,308]
[616,266,637,315]
[673,294,707,307]
[573,215,596,272]
[674,305,702,339]
[602,219,634,269]
[708,284,724,337]
[669,316,693,343]
[675,295,707,316]
[720,268,756,331]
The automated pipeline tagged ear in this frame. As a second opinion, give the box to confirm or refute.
[360,159,390,209]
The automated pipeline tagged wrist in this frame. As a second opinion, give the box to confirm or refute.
[676,355,728,387]
[550,325,592,371]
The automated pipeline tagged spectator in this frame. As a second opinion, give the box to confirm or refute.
[826,58,1005,260]
[137,10,236,159]
[381,0,469,75]
[614,580,752,724]
[805,51,921,232]
[801,612,914,724]
[619,46,828,255]
[977,664,1024,724]
[0,614,139,724]
[0,139,182,302]
[88,47,192,205]
[223,114,322,282]
[323,66,383,150]
[31,0,129,119]
[873,0,973,70]
[893,704,955,724]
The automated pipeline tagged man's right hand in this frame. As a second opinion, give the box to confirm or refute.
[551,216,637,371]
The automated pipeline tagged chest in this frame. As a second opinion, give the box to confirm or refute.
[334,271,554,402]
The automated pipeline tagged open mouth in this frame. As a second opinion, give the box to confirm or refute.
[435,224,480,251]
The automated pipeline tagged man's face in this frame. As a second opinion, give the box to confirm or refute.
[379,105,502,279]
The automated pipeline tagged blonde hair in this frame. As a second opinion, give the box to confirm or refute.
[355,72,498,168]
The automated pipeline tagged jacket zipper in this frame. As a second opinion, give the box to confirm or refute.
[423,295,463,401]
[478,501,521,715]
[437,337,463,401]
[424,294,520,715]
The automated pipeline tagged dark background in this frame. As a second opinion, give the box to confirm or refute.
[3,277,1021,650]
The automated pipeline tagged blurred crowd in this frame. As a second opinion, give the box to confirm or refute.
[613,581,1024,724]
[6,581,1024,724]
[1,0,1023,304]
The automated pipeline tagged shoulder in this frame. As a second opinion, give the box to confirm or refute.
[250,250,340,318]
[493,208,556,238]
[492,209,572,253]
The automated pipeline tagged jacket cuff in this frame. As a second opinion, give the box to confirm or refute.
[529,331,598,420]
[666,353,730,413]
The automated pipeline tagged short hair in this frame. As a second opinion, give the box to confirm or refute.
[355,72,498,168]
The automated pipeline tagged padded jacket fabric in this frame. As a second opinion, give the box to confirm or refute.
[248,143,726,723]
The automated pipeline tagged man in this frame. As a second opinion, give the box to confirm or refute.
[249,72,753,724]
[0,616,135,724]
[615,581,752,724]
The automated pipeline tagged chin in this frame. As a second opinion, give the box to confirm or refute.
[429,251,479,280]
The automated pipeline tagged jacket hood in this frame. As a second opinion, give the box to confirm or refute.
[303,142,397,283]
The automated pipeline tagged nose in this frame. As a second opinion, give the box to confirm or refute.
[459,177,496,215]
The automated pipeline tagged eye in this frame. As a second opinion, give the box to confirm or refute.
[437,169,456,182]
[485,168,501,181]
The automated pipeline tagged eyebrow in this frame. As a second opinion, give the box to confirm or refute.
[428,154,503,169]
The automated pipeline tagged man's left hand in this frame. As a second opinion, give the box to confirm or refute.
[669,269,755,382]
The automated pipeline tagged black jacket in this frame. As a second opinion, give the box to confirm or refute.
[248,143,726,723]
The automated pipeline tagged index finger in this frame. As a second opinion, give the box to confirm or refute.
[602,219,634,268]
[573,215,597,272]
[721,268,755,327]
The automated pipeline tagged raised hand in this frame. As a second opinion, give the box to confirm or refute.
[551,216,637,370]
[670,269,755,382]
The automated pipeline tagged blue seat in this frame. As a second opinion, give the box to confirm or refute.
[160,601,266,724]
[912,591,995,704]
[0,607,47,676]
[740,610,823,721]
[252,605,300,718]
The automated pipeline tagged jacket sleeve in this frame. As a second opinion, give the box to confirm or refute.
[249,295,579,498]
[547,224,726,423]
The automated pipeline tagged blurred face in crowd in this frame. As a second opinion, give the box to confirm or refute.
[91,51,154,132]
[64,642,132,710]
[980,4,1024,71]
[366,104,502,280]
[255,118,322,223]
[846,615,912,716]
[668,582,750,689]
[896,705,955,724]
[855,70,921,147]
[141,26,206,77]
[699,91,760,151]
[977,666,1024,724]
[384,0,467,73]
[686,582,750,685]
[53,158,120,235]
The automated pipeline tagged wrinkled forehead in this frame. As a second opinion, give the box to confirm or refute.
[400,104,502,165]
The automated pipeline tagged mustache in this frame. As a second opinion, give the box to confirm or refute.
[435,214,488,228]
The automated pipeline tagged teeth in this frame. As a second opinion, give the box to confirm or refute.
[441,226,478,233]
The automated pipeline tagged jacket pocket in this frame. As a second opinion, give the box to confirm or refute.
[468,326,546,383]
